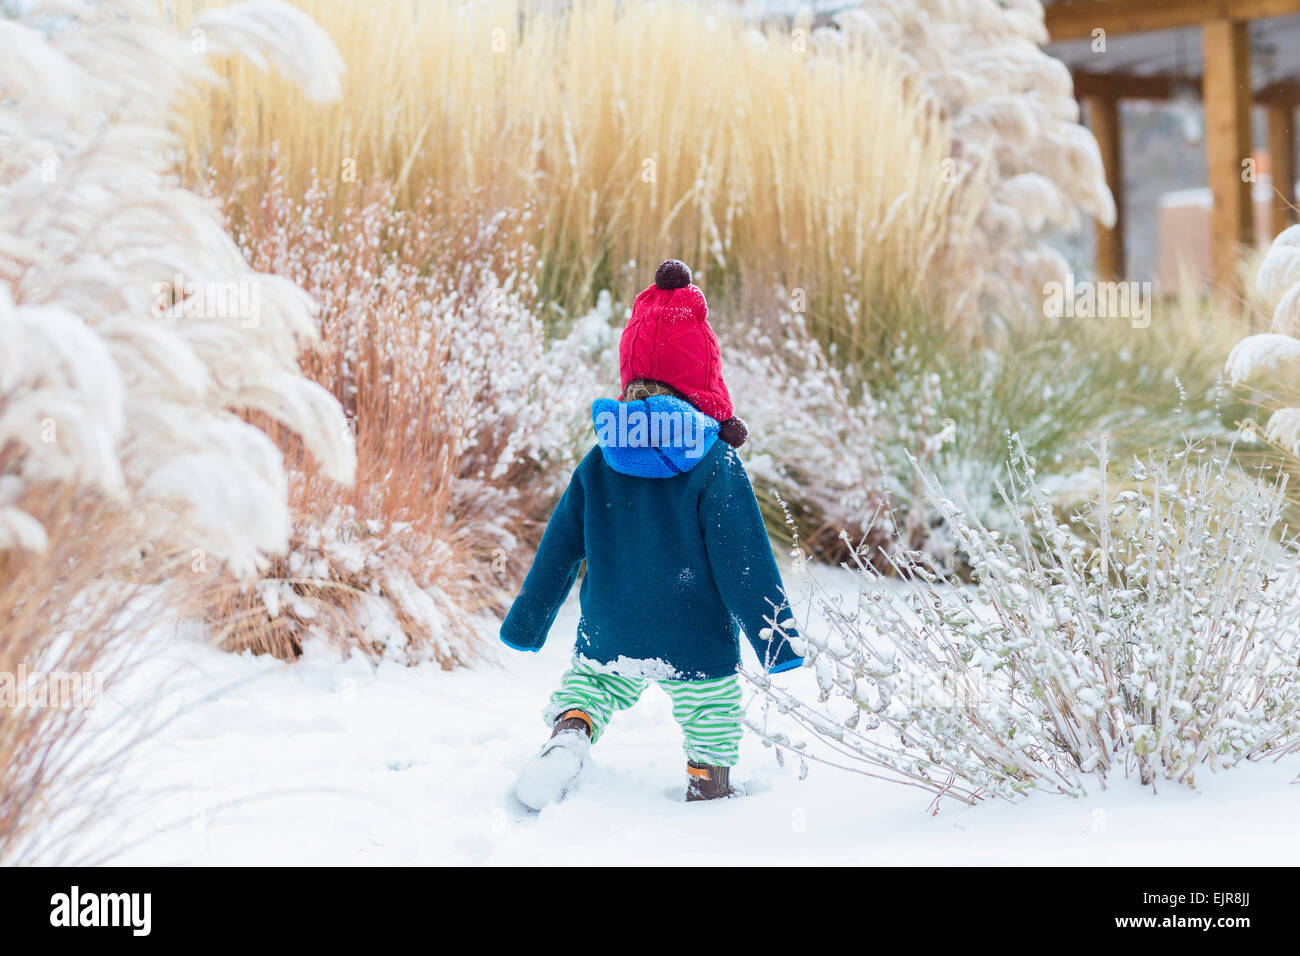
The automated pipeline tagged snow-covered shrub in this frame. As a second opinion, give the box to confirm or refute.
[1,1,353,574]
[1227,225,1300,457]
[724,291,1233,571]
[747,441,1300,803]
[0,495,187,864]
[870,308,1232,569]
[0,0,349,861]
[200,171,601,663]
[726,311,906,561]
[831,0,1115,317]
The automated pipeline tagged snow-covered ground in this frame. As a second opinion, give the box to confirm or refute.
[85,567,1300,866]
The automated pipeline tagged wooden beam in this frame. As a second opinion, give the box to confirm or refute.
[1071,72,1300,106]
[1072,70,1178,100]
[1049,1,1218,41]
[1083,93,1126,280]
[1257,80,1300,106]
[1267,103,1297,231]
[1203,19,1255,296]
[1047,0,1300,41]
[1233,0,1300,18]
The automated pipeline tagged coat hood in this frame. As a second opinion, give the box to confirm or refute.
[591,395,720,478]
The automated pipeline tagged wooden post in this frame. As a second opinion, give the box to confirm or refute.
[1267,102,1297,234]
[1202,19,1254,298]
[1084,93,1125,281]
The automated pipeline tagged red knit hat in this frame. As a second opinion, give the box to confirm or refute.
[619,260,734,424]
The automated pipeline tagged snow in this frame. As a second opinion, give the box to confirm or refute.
[83,566,1300,866]
[574,652,684,681]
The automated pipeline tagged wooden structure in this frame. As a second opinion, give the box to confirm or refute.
[1045,0,1300,296]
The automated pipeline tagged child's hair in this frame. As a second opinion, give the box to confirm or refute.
[621,377,747,449]
[622,378,683,402]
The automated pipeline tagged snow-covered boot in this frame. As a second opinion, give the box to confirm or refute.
[685,761,735,801]
[514,710,593,810]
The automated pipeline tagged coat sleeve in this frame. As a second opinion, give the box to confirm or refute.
[499,469,586,653]
[698,448,803,673]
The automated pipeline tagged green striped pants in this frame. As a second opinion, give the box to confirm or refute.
[544,657,744,767]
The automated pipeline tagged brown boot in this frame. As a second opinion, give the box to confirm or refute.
[515,710,594,811]
[685,761,736,801]
[552,709,594,739]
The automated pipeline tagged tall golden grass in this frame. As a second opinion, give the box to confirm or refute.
[171,0,983,347]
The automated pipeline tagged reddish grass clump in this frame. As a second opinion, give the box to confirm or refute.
[198,160,588,665]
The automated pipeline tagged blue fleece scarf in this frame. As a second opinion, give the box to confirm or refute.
[591,395,720,478]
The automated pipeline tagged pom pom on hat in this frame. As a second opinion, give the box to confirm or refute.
[654,259,692,290]
[718,416,748,449]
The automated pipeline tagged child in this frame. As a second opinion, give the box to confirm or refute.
[500,259,802,808]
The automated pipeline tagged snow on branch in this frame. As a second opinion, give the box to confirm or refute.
[0,1,353,576]
[745,440,1300,803]
[1224,333,1300,386]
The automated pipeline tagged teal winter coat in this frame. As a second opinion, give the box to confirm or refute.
[499,395,803,680]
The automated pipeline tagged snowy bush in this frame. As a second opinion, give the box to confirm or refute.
[200,172,603,663]
[1227,224,1300,458]
[871,314,1229,570]
[726,311,909,561]
[0,0,350,862]
[0,0,353,575]
[724,295,1230,572]
[831,0,1115,316]
[747,440,1300,803]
